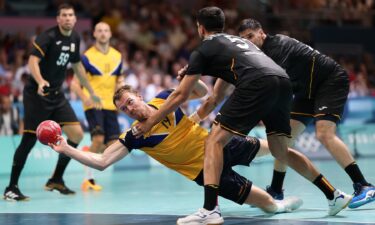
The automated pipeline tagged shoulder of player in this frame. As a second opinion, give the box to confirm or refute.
[153,89,174,100]
[83,46,96,55]
[70,30,81,41]
[39,26,58,41]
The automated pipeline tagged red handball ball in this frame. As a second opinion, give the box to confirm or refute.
[36,120,62,145]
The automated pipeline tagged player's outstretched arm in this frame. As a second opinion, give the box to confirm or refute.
[49,136,129,171]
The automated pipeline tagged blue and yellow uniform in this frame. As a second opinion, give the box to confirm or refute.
[81,46,122,111]
[81,46,122,143]
[119,90,262,204]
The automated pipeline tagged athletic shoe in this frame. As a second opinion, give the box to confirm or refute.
[45,179,75,195]
[275,196,303,213]
[266,185,284,200]
[348,183,375,209]
[81,179,102,191]
[327,189,352,216]
[3,185,30,201]
[176,206,224,225]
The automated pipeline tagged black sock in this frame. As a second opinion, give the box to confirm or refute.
[313,174,335,200]
[345,162,369,186]
[204,184,219,210]
[9,133,37,187]
[270,170,286,193]
[50,139,78,181]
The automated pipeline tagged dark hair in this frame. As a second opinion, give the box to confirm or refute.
[238,18,262,33]
[57,3,75,16]
[113,85,139,106]
[196,6,225,32]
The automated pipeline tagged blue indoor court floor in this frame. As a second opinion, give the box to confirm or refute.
[1,157,375,225]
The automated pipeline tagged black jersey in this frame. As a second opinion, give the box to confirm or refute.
[27,26,81,90]
[262,34,338,92]
[186,33,288,86]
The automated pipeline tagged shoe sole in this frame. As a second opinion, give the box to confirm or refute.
[176,218,224,225]
[176,222,224,225]
[44,186,76,195]
[3,196,30,202]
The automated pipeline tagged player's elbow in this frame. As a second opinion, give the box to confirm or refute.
[194,87,208,99]
[96,164,108,171]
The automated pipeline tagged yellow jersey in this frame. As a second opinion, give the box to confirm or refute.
[119,90,207,180]
[81,46,122,110]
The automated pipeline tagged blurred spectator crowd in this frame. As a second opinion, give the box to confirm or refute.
[1,0,375,135]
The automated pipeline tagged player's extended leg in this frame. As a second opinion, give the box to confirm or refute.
[245,185,303,213]
[267,119,306,199]
[3,132,37,201]
[267,134,352,215]
[45,124,83,195]
[316,119,375,208]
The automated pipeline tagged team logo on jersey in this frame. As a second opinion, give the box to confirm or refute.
[56,41,62,45]
[62,46,70,51]
[71,43,76,52]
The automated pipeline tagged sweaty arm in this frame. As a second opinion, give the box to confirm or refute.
[192,78,232,122]
[50,136,128,171]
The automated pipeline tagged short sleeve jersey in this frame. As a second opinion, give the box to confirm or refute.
[81,46,123,111]
[118,90,207,180]
[28,26,81,89]
[185,33,288,86]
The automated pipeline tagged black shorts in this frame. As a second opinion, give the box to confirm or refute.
[194,136,260,204]
[23,88,79,133]
[291,65,349,125]
[85,109,120,144]
[215,75,292,137]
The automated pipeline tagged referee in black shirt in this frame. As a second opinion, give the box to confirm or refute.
[239,18,375,209]
[3,3,101,201]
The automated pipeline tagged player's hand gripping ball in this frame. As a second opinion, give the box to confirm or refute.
[36,120,62,145]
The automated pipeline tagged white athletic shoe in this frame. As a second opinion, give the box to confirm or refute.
[327,189,352,216]
[176,206,224,225]
[275,196,303,213]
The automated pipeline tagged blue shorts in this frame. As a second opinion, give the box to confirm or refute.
[85,109,120,144]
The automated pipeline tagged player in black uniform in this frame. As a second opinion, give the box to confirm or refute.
[3,3,101,201]
[131,7,351,225]
[238,18,375,209]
